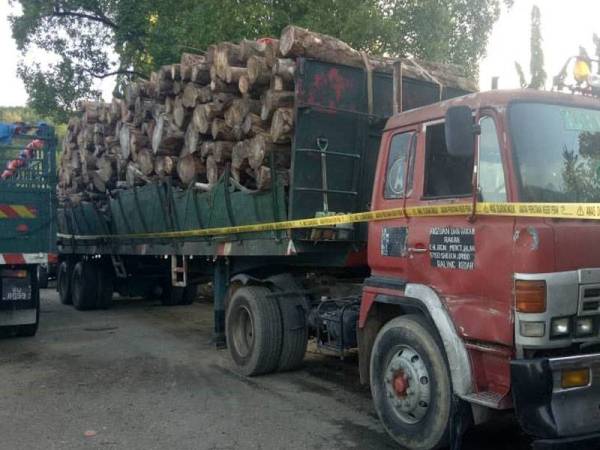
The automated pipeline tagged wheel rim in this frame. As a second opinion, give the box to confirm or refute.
[232,305,254,358]
[383,345,431,424]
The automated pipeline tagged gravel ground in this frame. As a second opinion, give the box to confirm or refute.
[0,289,530,450]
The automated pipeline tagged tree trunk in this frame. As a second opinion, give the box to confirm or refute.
[193,103,218,134]
[152,115,185,155]
[213,141,234,163]
[155,155,177,177]
[136,148,154,176]
[211,118,236,141]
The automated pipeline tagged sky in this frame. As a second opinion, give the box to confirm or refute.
[1,0,600,107]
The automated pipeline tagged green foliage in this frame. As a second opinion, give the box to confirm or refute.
[11,0,510,120]
[514,4,546,90]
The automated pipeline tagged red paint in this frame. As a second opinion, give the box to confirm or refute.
[360,90,600,403]
[3,254,26,264]
[393,372,408,396]
[307,68,354,107]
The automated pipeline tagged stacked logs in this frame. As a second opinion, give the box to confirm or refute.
[57,26,474,206]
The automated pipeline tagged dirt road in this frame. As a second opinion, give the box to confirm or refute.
[0,290,529,449]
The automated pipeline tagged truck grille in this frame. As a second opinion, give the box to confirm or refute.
[580,285,600,315]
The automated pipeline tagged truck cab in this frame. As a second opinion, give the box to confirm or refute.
[361,89,600,448]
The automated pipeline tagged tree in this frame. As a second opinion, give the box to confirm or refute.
[10,0,510,121]
[514,5,546,89]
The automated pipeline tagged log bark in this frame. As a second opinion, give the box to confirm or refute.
[136,148,154,176]
[270,107,294,143]
[248,133,291,170]
[206,155,220,184]
[173,96,190,129]
[183,122,201,155]
[181,52,205,67]
[152,115,185,155]
[260,90,294,121]
[213,141,234,163]
[247,56,271,85]
[191,63,211,85]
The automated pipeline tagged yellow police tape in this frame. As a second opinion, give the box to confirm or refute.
[56,202,600,241]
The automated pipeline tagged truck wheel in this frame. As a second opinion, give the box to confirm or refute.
[96,265,114,309]
[277,296,308,372]
[226,286,283,376]
[57,261,73,305]
[71,261,98,311]
[179,284,197,305]
[37,265,49,289]
[370,315,454,450]
[161,283,182,306]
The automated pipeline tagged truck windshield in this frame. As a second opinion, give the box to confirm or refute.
[510,102,600,202]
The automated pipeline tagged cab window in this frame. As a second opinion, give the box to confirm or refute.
[384,132,415,199]
[423,123,474,198]
[478,116,507,202]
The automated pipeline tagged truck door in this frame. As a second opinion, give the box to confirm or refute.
[405,113,515,350]
[368,129,417,280]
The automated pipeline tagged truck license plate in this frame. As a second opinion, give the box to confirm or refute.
[2,279,32,301]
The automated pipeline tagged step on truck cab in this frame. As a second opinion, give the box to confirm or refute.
[0,123,57,337]
[362,89,600,448]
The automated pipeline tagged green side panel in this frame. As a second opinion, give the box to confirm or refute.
[0,125,57,256]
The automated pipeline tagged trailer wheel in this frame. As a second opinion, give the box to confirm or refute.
[96,265,114,309]
[57,261,73,305]
[37,265,49,289]
[72,261,98,311]
[178,285,197,305]
[226,286,283,376]
[370,315,455,450]
[277,296,308,372]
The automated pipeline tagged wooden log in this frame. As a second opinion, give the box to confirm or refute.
[200,141,215,160]
[152,115,185,155]
[183,122,201,155]
[271,75,294,92]
[213,93,236,113]
[119,124,132,160]
[247,56,271,85]
[242,113,267,138]
[96,154,115,182]
[270,107,294,143]
[214,42,243,80]
[231,140,250,182]
[211,118,236,141]
[129,129,149,158]
[225,66,248,84]
[177,153,206,185]
[248,133,291,169]
[155,155,178,177]
[224,98,260,128]
[206,155,220,184]
[213,141,234,163]
[126,162,152,187]
[193,103,218,134]
[254,166,272,191]
[240,39,265,61]
[181,52,205,67]
[173,96,190,129]
[260,38,280,68]
[171,64,182,81]
[136,148,154,176]
[260,90,294,121]
[191,63,211,85]
[210,78,240,94]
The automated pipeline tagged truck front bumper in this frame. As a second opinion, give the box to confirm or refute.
[511,353,600,448]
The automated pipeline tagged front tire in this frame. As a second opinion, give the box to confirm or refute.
[370,315,454,450]
[226,286,283,376]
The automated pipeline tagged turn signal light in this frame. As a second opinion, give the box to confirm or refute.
[561,368,590,389]
[515,280,546,313]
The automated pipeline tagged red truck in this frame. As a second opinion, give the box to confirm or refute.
[57,56,600,448]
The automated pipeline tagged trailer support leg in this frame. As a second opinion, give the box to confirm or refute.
[213,257,228,349]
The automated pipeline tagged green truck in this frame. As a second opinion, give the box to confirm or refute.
[0,123,57,336]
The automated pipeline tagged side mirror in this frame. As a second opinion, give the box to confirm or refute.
[445,106,475,158]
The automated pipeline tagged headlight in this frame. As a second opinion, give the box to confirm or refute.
[575,317,595,337]
[520,321,546,337]
[551,317,571,338]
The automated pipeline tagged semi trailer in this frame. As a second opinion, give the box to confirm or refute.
[57,55,600,448]
[0,123,57,337]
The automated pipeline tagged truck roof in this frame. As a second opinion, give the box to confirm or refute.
[385,88,600,130]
